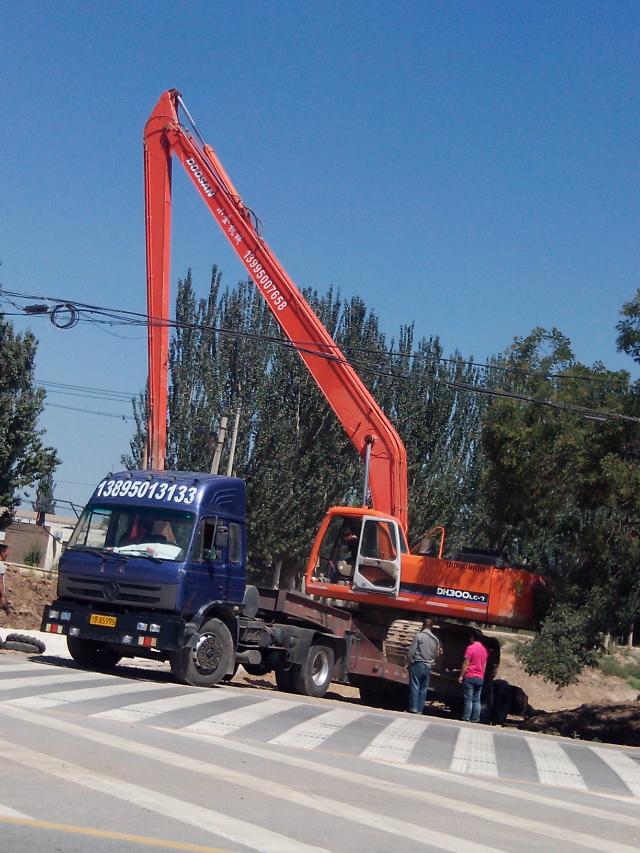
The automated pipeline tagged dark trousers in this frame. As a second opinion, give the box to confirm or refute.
[408,661,431,712]
[462,676,484,722]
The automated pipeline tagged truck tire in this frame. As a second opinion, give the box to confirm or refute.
[170,618,234,688]
[222,663,239,683]
[242,662,272,677]
[4,633,46,654]
[291,644,334,698]
[67,637,121,670]
[274,666,296,693]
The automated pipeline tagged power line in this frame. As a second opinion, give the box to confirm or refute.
[3,286,628,387]
[37,378,135,399]
[44,402,134,421]
[3,287,637,426]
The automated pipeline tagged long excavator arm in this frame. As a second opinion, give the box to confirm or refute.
[144,89,408,529]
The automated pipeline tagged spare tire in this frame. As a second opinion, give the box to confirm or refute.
[4,633,46,654]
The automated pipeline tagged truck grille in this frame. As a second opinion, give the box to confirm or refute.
[59,575,177,610]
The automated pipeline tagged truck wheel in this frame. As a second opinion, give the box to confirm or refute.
[274,667,296,693]
[292,644,334,698]
[222,663,239,683]
[170,618,234,688]
[242,662,272,677]
[67,637,121,670]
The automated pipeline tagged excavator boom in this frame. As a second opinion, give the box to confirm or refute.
[144,89,408,529]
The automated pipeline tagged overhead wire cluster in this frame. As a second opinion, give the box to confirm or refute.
[0,286,638,426]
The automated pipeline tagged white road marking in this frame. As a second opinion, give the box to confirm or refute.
[7,679,165,709]
[525,736,587,789]
[450,727,499,777]
[0,663,55,675]
[591,747,640,797]
[360,715,427,762]
[0,704,507,853]
[0,738,326,853]
[184,697,300,737]
[0,671,105,694]
[0,803,32,818]
[270,707,366,749]
[391,760,640,826]
[94,687,232,721]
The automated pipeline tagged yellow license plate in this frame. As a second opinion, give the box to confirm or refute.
[89,614,117,628]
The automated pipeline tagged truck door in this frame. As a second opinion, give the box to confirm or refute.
[187,517,230,607]
[352,516,402,597]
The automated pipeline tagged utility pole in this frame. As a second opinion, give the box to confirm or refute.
[210,416,228,475]
[226,405,241,477]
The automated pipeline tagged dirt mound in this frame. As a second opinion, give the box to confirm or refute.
[497,641,639,712]
[520,703,640,747]
[0,565,56,631]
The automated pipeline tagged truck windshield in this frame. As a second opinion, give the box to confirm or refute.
[67,504,195,562]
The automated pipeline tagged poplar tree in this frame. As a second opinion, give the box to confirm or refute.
[0,314,59,527]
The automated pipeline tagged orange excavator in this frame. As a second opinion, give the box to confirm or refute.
[144,89,546,705]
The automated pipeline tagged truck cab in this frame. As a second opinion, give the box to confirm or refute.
[42,470,247,685]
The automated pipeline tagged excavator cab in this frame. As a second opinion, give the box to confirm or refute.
[308,509,403,598]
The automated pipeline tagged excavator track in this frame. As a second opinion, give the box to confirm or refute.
[382,618,423,666]
[382,617,499,674]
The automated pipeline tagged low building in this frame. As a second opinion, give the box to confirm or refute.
[0,510,76,572]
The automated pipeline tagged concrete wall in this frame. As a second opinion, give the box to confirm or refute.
[2,521,50,568]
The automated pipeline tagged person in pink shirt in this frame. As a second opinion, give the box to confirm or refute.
[458,629,489,722]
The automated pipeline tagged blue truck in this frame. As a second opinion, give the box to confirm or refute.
[41,469,362,697]
[41,468,509,713]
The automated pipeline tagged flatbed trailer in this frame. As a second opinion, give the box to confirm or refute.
[237,587,499,712]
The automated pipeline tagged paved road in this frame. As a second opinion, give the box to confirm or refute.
[0,651,639,851]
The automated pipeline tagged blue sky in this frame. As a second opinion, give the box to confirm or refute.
[2,1,639,512]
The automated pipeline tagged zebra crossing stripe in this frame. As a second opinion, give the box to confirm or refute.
[0,709,505,853]
[0,671,105,693]
[0,663,54,675]
[0,737,326,853]
[270,708,366,749]
[95,688,232,722]
[360,716,427,762]
[590,747,640,797]
[450,727,499,777]
[8,663,637,802]
[7,679,167,710]
[184,697,300,737]
[0,803,32,819]
[525,737,587,789]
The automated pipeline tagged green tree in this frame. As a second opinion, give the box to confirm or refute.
[0,314,59,527]
[375,326,488,550]
[616,288,640,364]
[475,327,639,683]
